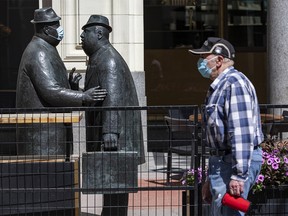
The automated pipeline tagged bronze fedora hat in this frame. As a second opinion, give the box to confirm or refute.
[82,15,112,32]
[31,7,61,24]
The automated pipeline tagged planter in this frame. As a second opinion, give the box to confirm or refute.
[247,185,288,215]
[183,186,288,215]
[0,160,79,215]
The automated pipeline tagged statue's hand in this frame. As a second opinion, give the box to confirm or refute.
[102,133,118,151]
[83,86,107,103]
[69,67,82,90]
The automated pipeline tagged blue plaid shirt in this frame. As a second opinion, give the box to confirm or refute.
[204,66,263,181]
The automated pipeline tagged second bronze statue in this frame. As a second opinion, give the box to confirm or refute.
[81,15,145,216]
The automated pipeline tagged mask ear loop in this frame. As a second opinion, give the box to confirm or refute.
[43,26,61,40]
[208,56,219,69]
[204,56,218,75]
[43,26,50,36]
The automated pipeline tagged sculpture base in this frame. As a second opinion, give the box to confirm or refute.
[0,158,79,215]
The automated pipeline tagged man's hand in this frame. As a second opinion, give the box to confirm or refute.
[69,67,82,90]
[102,133,118,151]
[229,179,244,197]
[202,180,212,204]
[83,86,107,103]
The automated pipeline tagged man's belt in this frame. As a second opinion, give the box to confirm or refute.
[209,146,259,157]
[209,149,231,156]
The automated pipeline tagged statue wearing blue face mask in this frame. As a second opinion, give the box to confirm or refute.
[16,7,107,156]
[46,25,64,41]
[56,26,64,40]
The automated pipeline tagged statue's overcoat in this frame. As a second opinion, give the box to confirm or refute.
[85,43,145,164]
[16,36,83,155]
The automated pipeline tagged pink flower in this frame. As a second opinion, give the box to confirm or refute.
[273,149,279,154]
[252,139,288,194]
[262,152,270,158]
[257,174,264,182]
[182,180,186,185]
[267,158,274,165]
[274,157,280,163]
[181,167,204,185]
[272,162,279,170]
[187,169,194,175]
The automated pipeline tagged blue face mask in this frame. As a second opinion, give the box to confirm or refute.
[56,26,64,41]
[197,57,216,78]
[47,26,64,41]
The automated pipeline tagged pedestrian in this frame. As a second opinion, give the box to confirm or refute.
[189,37,263,215]
[16,7,107,156]
[81,15,145,216]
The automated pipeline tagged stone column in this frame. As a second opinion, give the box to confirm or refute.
[268,0,288,104]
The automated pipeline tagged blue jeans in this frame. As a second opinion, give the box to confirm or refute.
[208,148,262,216]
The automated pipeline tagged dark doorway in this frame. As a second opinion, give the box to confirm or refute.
[0,0,38,108]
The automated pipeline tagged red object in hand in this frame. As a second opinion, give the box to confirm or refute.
[221,193,251,213]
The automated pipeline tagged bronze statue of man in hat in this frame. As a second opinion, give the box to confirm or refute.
[81,15,145,216]
[16,7,107,156]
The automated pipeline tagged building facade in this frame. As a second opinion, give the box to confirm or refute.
[1,0,277,108]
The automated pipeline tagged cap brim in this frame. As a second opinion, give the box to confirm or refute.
[188,49,212,55]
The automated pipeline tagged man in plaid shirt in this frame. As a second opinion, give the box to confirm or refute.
[190,37,263,216]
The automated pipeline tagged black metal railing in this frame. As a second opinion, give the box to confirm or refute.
[0,105,287,215]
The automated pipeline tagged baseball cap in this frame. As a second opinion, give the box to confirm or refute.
[189,37,235,59]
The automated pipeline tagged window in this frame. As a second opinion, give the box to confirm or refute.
[144,0,267,106]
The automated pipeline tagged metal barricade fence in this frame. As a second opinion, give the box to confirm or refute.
[0,105,287,216]
[0,105,200,216]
